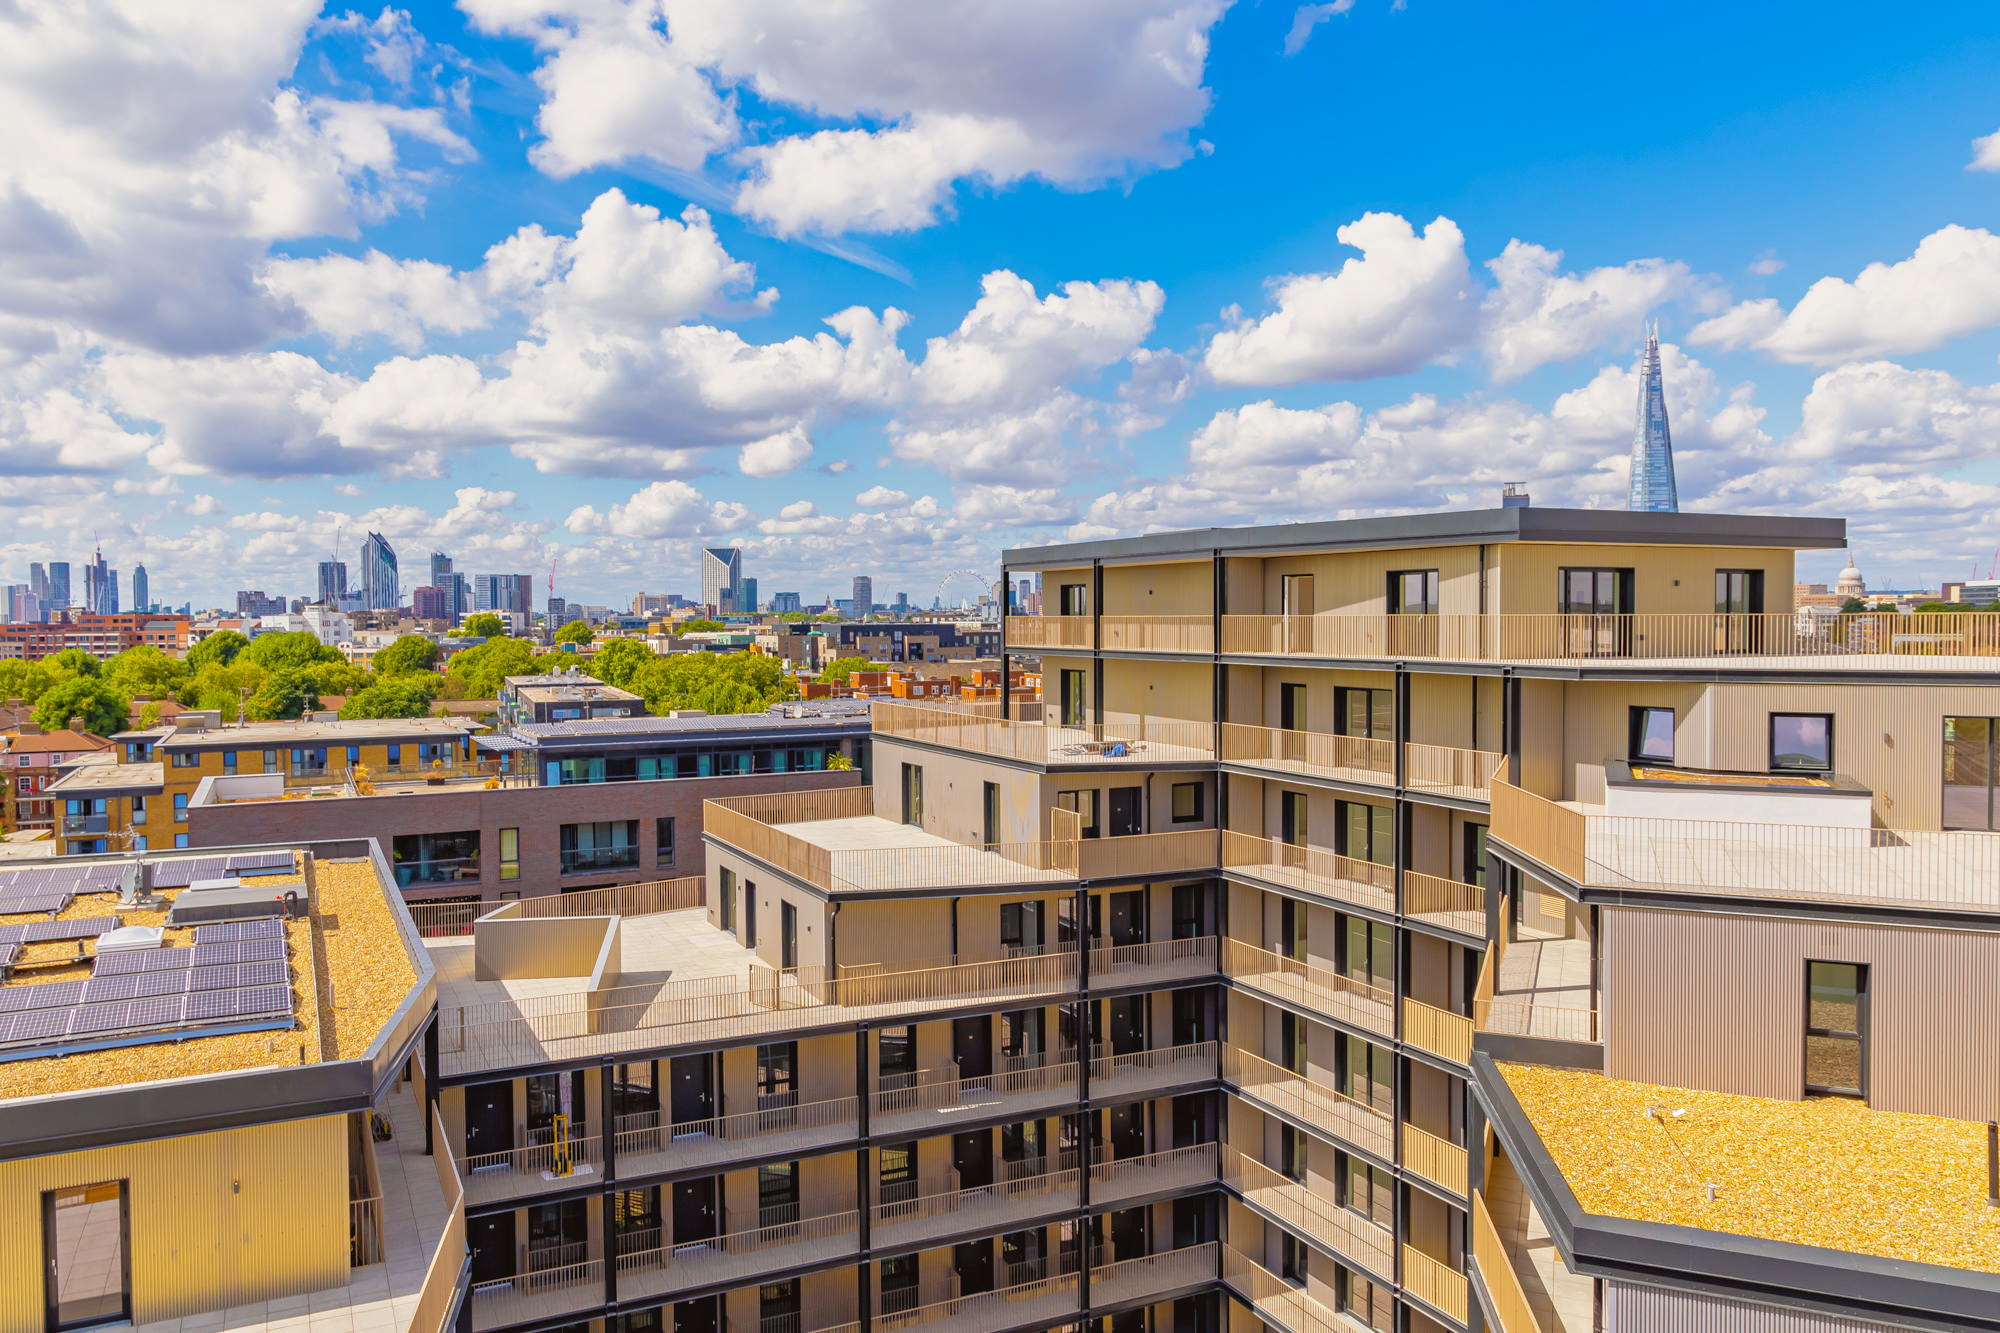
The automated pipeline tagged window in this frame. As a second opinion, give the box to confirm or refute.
[756,1042,796,1106]
[170,752,198,769]
[1770,713,1833,772]
[758,1275,800,1325]
[983,781,1000,847]
[1060,668,1087,728]
[1338,1264,1394,1333]
[878,1026,916,1087]
[1056,789,1099,838]
[1629,706,1676,764]
[1340,1035,1393,1114]
[1339,1154,1394,1227]
[878,1141,918,1204]
[1279,897,1305,961]
[1279,681,1307,731]
[780,901,798,969]
[1279,1123,1308,1182]
[558,820,641,873]
[1464,822,1489,888]
[131,836,146,851]
[1280,790,1307,847]
[899,762,923,826]
[1805,961,1867,1098]
[1715,568,1765,614]
[129,801,146,826]
[346,745,361,765]
[1171,782,1203,823]
[222,751,236,775]
[1335,799,1392,864]
[173,833,188,849]
[1335,687,1392,739]
[390,831,481,887]
[1387,569,1440,615]
[1280,1232,1308,1285]
[262,748,278,769]
[1058,583,1089,617]
[44,1181,130,1329]
[1944,716,1997,831]
[999,1008,1044,1064]
[1340,914,1393,992]
[172,793,188,824]
[999,1117,1043,1163]
[1558,567,1633,614]
[1280,1011,1306,1074]
[1000,901,1042,955]
[655,818,675,866]
[499,827,519,880]
[387,744,402,766]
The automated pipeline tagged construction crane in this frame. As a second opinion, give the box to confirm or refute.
[330,524,341,565]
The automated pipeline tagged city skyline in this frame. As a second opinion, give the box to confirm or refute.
[3,4,1999,606]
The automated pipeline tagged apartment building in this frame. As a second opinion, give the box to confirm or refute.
[0,840,462,1333]
[0,612,192,661]
[4,724,113,835]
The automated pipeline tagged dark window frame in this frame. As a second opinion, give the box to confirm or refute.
[1804,960,1868,1099]
[1628,706,1677,765]
[1170,781,1204,824]
[1386,568,1440,615]
[1770,712,1835,773]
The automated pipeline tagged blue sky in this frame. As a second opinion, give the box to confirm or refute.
[4,0,2000,609]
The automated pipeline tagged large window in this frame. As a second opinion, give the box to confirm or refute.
[1335,687,1391,739]
[900,762,923,826]
[878,1141,918,1205]
[719,867,737,933]
[1060,668,1087,727]
[1171,782,1204,824]
[1058,583,1089,617]
[1387,569,1439,615]
[758,1163,799,1228]
[1805,962,1867,1098]
[499,827,519,880]
[878,1026,916,1088]
[1279,682,1307,731]
[45,1181,130,1329]
[1558,567,1633,614]
[1943,717,1997,830]
[391,831,480,887]
[1628,706,1676,765]
[1000,901,1043,955]
[558,819,641,873]
[1280,790,1307,847]
[1340,914,1393,992]
[655,818,674,866]
[1770,713,1833,773]
[1340,1035,1393,1113]
[1335,800,1392,864]
[756,1042,796,1107]
[1339,1153,1394,1227]
[1715,568,1765,614]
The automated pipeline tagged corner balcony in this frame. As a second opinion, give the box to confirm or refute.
[1221,831,1395,913]
[1222,1143,1393,1278]
[1220,937,1394,1037]
[870,700,1215,767]
[1223,1047,1392,1158]
[1473,893,1598,1048]
[1221,1244,1358,1333]
[1218,722,1392,787]
[1492,772,2000,916]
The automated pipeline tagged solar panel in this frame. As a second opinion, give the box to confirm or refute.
[126,994,188,1028]
[82,976,140,1004]
[0,987,46,1014]
[0,890,73,916]
[227,853,296,874]
[69,1003,133,1035]
[192,938,285,966]
[131,969,192,999]
[184,988,235,1021]
[189,965,240,992]
[144,949,196,972]
[0,917,123,945]
[194,918,285,944]
[238,985,291,1017]
[89,951,149,977]
[6,1008,68,1042]
[0,943,16,970]
[239,960,287,988]
[10,981,84,1012]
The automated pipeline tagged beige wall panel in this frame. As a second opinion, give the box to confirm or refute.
[1101,560,1213,617]
[1603,907,2000,1119]
[1606,1281,1904,1333]
[1494,543,1795,616]
[1516,679,1567,798]
[837,899,953,968]
[1223,557,1266,617]
[1103,656,1211,727]
[1407,931,1451,1010]
[1409,803,1453,878]
[1261,545,1486,616]
[1257,667,1394,733]
[0,1116,347,1325]
[1224,663,1264,726]
[1408,671,1483,750]
[798,1033,851,1104]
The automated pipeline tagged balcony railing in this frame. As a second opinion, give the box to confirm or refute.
[1401,1122,1469,1197]
[1224,1047,1392,1157]
[61,814,110,835]
[1004,615,1095,651]
[411,1103,468,1333]
[462,1134,605,1205]
[1087,1141,1220,1203]
[1221,830,1395,913]
[1076,830,1220,881]
[1494,776,2000,914]
[1222,1244,1354,1333]
[394,855,481,888]
[348,1195,384,1267]
[1087,934,1218,985]
[408,876,703,937]
[1214,610,2000,665]
[1097,615,1215,654]
[869,701,1215,766]
[1473,1187,1546,1333]
[1219,722,1393,784]
[615,1094,860,1174]
[1222,1143,1392,1276]
[872,1059,1080,1132]
[1402,1243,1470,1323]
[1088,1040,1220,1095]
[1404,742,1503,800]
[873,1159,1079,1242]
[1403,869,1485,936]
[559,846,643,874]
[1221,937,1393,1036]
[614,1208,860,1301]
[1402,996,1474,1066]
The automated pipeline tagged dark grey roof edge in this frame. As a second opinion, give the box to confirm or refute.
[1003,506,1847,568]
[1471,1051,2000,1332]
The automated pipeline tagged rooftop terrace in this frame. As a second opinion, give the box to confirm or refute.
[1500,1062,2000,1274]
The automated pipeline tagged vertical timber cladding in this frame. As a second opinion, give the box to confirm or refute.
[0,1115,350,1326]
[1491,542,1795,616]
[1600,907,2000,1121]
[1607,1280,1913,1333]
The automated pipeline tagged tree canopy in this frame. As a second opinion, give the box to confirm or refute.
[676,618,725,634]
[245,670,319,722]
[340,675,442,720]
[553,619,594,644]
[445,636,541,698]
[187,629,249,671]
[33,676,129,735]
[241,630,342,673]
[461,612,505,638]
[103,646,187,700]
[630,652,798,715]
[45,648,100,678]
[373,634,439,677]
[817,655,874,684]
[590,637,653,689]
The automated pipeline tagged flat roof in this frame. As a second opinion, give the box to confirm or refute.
[1501,1061,2000,1274]
[1002,505,1848,569]
[429,905,755,1016]
[0,848,425,1106]
[512,706,871,746]
[45,760,164,796]
[512,682,643,704]
[158,717,474,749]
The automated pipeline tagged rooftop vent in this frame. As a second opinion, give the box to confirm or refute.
[94,925,165,953]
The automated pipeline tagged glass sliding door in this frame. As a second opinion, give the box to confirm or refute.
[44,1182,129,1331]
[1944,717,1997,830]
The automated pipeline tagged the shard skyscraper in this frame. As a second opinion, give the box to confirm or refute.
[1628,326,1679,512]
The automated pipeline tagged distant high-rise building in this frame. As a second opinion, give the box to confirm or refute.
[473,573,534,616]
[28,563,45,607]
[359,532,398,610]
[631,592,674,617]
[83,545,113,614]
[739,577,759,615]
[45,561,68,610]
[412,586,450,621]
[6,586,38,624]
[547,596,566,629]
[429,551,451,587]
[317,560,348,605]
[131,564,149,613]
[895,591,910,613]
[702,547,742,614]
[1628,327,1679,513]
[770,592,802,614]
[235,590,285,617]
[852,576,873,616]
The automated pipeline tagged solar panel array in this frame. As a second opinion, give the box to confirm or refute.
[0,863,128,916]
[149,852,296,889]
[0,913,294,1056]
[0,917,122,945]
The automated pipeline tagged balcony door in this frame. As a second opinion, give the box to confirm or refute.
[1281,574,1313,652]
[1715,569,1766,653]
[1558,566,1635,656]
[1944,717,1998,830]
[43,1182,129,1332]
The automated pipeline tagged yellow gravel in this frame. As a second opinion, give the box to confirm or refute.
[0,855,418,1098]
[1501,1062,2000,1272]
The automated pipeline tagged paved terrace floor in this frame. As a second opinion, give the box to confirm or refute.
[1485,935,1594,1041]
[429,907,757,1015]
[778,816,1074,892]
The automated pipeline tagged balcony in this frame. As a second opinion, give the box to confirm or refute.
[1220,938,1393,1037]
[1404,742,1502,802]
[559,846,643,875]
[1219,723,1392,787]
[61,813,110,835]
[1222,1143,1393,1277]
[616,1208,861,1304]
[1473,901,1598,1046]
[1004,615,1095,652]
[1221,831,1395,913]
[1402,996,1473,1066]
[704,788,1077,895]
[1077,830,1221,882]
[462,1131,606,1207]
[870,701,1216,767]
[1492,775,2000,915]
[1403,870,1484,937]
[1089,1141,1220,1207]
[1087,933,1219,988]
[614,1094,860,1178]
[470,1251,605,1330]
[1214,610,2000,670]
[1221,1244,1356,1333]
[1098,615,1215,654]
[396,855,482,888]
[872,1060,1081,1139]
[1402,1243,1470,1325]
[1400,1122,1468,1198]
[872,1157,1080,1250]
[1088,1040,1220,1099]
[1224,1048,1391,1158]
